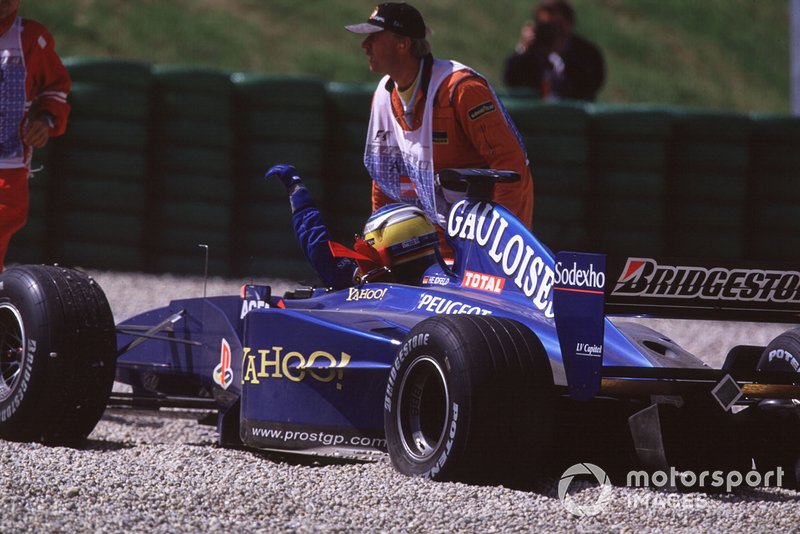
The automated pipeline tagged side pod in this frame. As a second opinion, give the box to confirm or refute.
[239,309,401,454]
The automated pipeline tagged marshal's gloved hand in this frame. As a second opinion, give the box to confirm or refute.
[265,163,303,192]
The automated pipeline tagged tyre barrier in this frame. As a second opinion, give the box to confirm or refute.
[12,57,800,278]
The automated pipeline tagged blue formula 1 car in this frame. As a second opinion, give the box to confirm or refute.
[2,169,800,486]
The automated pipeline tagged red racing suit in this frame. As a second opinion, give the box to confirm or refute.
[370,54,534,251]
[0,13,71,270]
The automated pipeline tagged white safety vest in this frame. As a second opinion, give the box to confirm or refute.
[364,59,469,226]
[0,17,27,168]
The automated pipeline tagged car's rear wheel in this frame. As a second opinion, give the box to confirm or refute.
[384,315,553,485]
[752,328,800,488]
[757,328,800,375]
[0,265,116,446]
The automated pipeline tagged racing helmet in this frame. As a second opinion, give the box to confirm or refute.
[362,204,439,283]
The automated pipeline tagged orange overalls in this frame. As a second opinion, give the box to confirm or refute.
[371,55,533,238]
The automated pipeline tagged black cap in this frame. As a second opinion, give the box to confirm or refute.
[345,3,426,39]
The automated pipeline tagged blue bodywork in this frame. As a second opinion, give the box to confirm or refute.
[116,197,660,455]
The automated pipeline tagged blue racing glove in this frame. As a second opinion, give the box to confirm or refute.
[265,163,303,192]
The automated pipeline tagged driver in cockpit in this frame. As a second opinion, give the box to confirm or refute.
[266,163,440,290]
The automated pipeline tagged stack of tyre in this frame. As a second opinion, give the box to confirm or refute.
[7,145,52,265]
[587,104,672,256]
[747,115,800,261]
[665,111,751,259]
[49,58,153,271]
[503,99,590,251]
[231,73,326,280]
[149,66,236,276]
[323,82,375,243]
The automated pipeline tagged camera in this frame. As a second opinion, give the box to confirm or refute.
[534,21,558,48]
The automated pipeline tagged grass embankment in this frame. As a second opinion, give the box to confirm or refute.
[24,0,790,113]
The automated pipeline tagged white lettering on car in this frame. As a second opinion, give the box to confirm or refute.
[448,200,554,317]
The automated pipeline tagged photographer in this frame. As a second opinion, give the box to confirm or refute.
[503,0,604,101]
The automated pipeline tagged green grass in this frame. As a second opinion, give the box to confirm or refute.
[22,0,790,113]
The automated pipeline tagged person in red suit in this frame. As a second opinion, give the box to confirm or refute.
[0,0,71,271]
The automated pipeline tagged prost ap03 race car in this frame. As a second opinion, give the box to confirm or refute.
[1,169,799,486]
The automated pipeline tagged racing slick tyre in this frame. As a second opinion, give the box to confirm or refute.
[752,329,800,488]
[384,315,554,486]
[757,328,800,374]
[0,265,116,446]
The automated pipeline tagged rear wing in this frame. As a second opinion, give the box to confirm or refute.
[553,252,800,401]
[604,256,800,323]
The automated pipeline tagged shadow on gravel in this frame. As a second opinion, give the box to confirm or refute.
[536,473,800,502]
[240,447,380,469]
[101,412,165,428]
[83,439,136,452]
